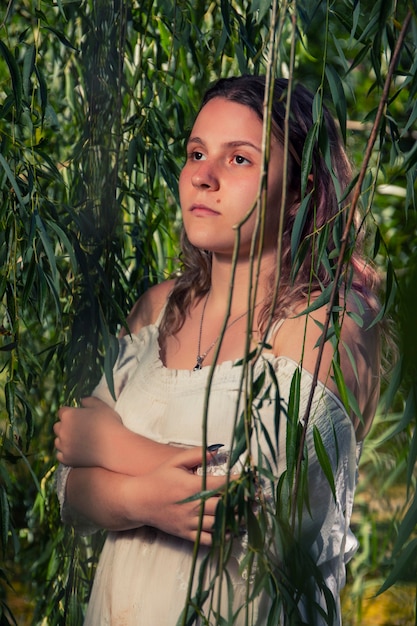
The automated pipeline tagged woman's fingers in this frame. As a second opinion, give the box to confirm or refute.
[80,396,101,408]
[80,396,111,411]
[173,445,216,471]
[189,503,241,546]
[174,446,238,484]
[201,495,220,515]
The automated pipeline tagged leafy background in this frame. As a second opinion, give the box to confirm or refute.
[0,0,416,624]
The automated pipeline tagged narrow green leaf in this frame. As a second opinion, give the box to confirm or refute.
[377,538,417,595]
[311,319,336,349]
[313,426,336,501]
[392,493,417,556]
[294,283,333,317]
[372,226,381,259]
[19,392,34,449]
[246,501,263,550]
[266,593,283,626]
[22,44,36,98]
[0,154,27,210]
[325,65,347,142]
[224,567,234,625]
[332,358,350,414]
[0,342,17,352]
[290,238,309,283]
[251,370,266,399]
[401,98,417,136]
[48,221,78,272]
[5,381,15,426]
[301,122,318,196]
[330,33,349,74]
[345,386,363,426]
[127,137,138,177]
[43,268,62,319]
[312,89,322,125]
[220,0,232,35]
[35,212,59,291]
[230,414,250,467]
[316,222,330,270]
[44,26,78,51]
[249,0,271,20]
[0,40,22,114]
[286,368,301,485]
[0,486,9,554]
[290,191,312,263]
[103,334,120,402]
[407,424,417,492]
[35,65,48,123]
[383,258,396,316]
[12,438,42,493]
[346,310,364,328]
[347,44,371,74]
[341,338,360,380]
[34,8,48,21]
[350,0,361,41]
[176,589,210,626]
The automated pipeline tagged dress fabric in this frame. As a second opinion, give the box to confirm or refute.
[57,319,361,626]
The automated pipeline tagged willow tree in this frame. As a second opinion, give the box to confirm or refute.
[0,0,416,624]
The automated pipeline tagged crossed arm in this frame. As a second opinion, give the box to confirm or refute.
[54,397,227,545]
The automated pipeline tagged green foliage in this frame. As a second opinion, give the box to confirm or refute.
[0,0,416,624]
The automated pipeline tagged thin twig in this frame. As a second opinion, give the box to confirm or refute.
[0,0,14,30]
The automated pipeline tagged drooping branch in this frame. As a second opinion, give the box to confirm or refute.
[291,8,413,528]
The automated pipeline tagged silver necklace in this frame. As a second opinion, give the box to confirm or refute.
[193,291,252,371]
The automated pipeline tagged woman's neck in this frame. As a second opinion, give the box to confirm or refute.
[208,252,274,314]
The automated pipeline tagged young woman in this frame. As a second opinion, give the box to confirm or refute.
[54,75,381,625]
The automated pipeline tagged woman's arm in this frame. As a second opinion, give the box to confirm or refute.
[54,395,229,543]
[64,446,228,545]
[55,281,229,543]
[54,397,180,475]
[54,281,180,475]
[272,293,380,440]
[55,402,229,544]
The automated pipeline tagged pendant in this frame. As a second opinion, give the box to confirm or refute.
[193,356,203,371]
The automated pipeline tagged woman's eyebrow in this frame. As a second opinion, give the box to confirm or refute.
[187,136,262,152]
[186,136,205,147]
[225,140,262,152]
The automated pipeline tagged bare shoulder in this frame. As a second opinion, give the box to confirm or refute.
[120,280,176,337]
[273,290,381,440]
[273,291,378,356]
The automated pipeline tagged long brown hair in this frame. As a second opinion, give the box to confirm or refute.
[160,75,380,340]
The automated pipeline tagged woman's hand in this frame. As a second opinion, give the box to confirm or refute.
[64,444,235,545]
[54,397,179,475]
[124,446,231,545]
[54,397,124,469]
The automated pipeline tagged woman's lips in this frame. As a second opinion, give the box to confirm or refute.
[190,204,220,216]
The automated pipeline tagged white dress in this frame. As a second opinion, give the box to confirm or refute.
[57,317,361,626]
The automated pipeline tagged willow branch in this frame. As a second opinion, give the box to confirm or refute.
[291,8,413,528]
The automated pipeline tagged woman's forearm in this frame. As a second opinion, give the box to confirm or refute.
[88,425,180,476]
[55,398,180,476]
[65,466,141,531]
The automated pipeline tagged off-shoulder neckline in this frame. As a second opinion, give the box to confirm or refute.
[126,322,348,416]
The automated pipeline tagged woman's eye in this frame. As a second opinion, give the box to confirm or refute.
[190,151,205,161]
[233,155,250,165]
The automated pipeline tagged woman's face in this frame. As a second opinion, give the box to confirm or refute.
[179,97,285,259]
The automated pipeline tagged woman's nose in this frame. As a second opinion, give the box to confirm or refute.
[191,160,220,190]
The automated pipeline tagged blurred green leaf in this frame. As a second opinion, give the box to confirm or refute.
[0,40,22,115]
[377,538,417,595]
